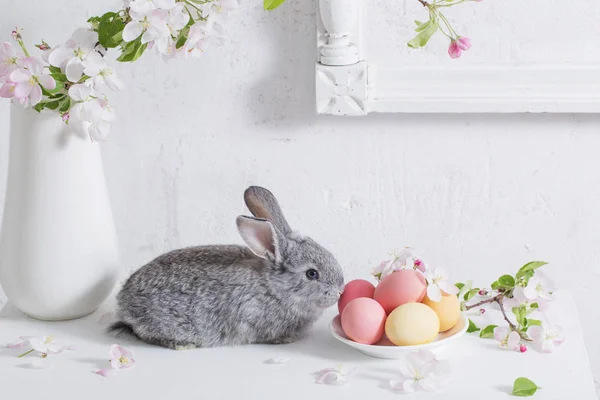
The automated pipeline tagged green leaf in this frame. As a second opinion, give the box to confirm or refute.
[175,24,191,50]
[512,377,539,397]
[58,97,71,113]
[50,72,68,82]
[33,103,44,112]
[464,288,480,302]
[88,16,101,31]
[45,99,60,110]
[512,306,526,326]
[98,12,126,48]
[49,66,62,75]
[455,282,465,290]
[407,20,438,48]
[264,0,286,10]
[515,261,548,280]
[117,37,147,62]
[527,319,541,327]
[530,302,539,309]
[491,280,500,290]
[414,20,431,33]
[498,274,516,288]
[414,20,424,27]
[480,324,498,339]
[467,319,480,333]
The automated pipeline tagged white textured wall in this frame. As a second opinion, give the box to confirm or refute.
[1,0,599,392]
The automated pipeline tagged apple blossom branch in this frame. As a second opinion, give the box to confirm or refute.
[465,291,531,341]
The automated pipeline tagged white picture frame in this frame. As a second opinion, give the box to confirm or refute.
[315,0,600,115]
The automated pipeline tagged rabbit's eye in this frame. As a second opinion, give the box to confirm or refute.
[306,269,319,280]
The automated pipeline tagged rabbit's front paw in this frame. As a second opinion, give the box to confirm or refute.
[267,335,299,345]
[175,344,198,351]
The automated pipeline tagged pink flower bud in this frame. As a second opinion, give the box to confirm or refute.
[479,308,486,315]
[11,27,22,41]
[457,37,472,51]
[519,344,527,353]
[35,42,50,51]
[448,41,462,59]
[62,113,70,122]
[478,289,487,296]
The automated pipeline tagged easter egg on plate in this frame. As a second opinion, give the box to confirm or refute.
[373,270,427,314]
[385,302,440,346]
[338,279,376,314]
[422,291,461,332]
[341,297,386,345]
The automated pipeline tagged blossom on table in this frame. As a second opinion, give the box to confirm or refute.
[93,344,136,378]
[6,335,72,358]
[315,364,354,385]
[528,324,564,353]
[390,349,450,392]
[424,267,459,302]
[493,327,521,352]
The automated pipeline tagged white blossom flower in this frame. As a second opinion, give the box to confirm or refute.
[82,53,124,92]
[493,327,521,351]
[424,267,459,302]
[0,41,19,79]
[48,28,99,82]
[390,349,450,393]
[371,247,426,281]
[315,364,354,385]
[154,3,191,55]
[514,272,554,304]
[68,84,115,141]
[128,0,176,13]
[528,324,564,353]
[7,336,72,357]
[122,9,170,44]
[7,57,56,106]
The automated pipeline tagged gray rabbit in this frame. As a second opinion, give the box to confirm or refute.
[107,186,345,349]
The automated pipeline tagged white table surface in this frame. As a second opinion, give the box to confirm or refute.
[0,291,596,400]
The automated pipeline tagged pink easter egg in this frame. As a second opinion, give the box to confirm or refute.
[338,279,376,314]
[341,297,386,345]
[373,269,427,314]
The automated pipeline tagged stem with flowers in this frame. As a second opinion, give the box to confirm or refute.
[265,0,483,59]
[0,0,237,141]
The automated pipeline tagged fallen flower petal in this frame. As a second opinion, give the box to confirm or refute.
[92,368,113,378]
[315,364,354,385]
[6,337,29,348]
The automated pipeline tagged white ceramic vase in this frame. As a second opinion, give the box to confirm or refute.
[0,104,119,321]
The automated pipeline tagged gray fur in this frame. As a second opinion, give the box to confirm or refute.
[108,186,345,349]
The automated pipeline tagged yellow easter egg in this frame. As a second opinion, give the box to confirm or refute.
[422,292,461,332]
[385,302,440,346]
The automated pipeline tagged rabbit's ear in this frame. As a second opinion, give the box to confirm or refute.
[244,186,292,235]
[236,216,283,263]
